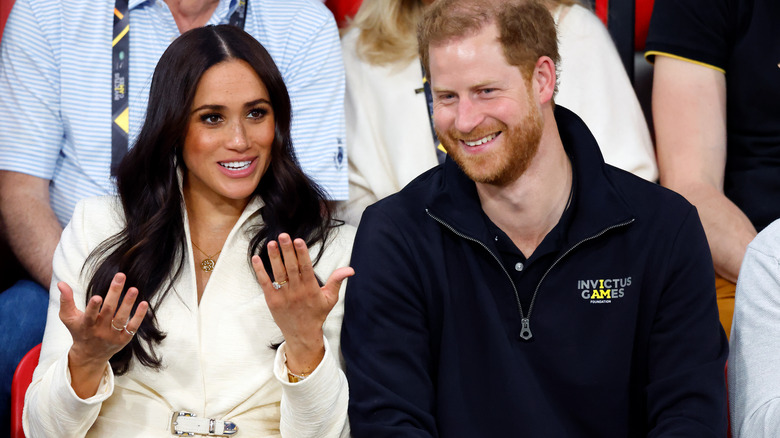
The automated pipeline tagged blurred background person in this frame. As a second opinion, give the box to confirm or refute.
[645,0,779,337]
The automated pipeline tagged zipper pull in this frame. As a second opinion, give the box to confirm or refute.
[519,318,533,341]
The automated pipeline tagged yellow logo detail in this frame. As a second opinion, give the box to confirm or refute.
[114,107,129,134]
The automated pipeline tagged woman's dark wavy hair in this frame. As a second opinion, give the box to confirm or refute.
[84,25,335,375]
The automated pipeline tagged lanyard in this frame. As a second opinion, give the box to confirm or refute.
[111,0,249,175]
[419,62,447,164]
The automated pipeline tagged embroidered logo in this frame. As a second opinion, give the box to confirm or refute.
[333,138,345,170]
[578,277,632,304]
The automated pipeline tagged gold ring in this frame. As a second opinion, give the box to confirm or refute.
[272,279,288,290]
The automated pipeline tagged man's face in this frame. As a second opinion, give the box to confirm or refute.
[430,23,543,186]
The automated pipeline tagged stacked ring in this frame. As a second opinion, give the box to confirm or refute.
[272,279,288,290]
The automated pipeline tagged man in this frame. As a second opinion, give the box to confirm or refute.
[0,0,346,430]
[341,0,727,435]
[645,0,779,338]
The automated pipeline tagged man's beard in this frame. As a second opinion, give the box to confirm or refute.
[438,97,543,186]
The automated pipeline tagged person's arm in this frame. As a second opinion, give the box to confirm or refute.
[23,198,134,437]
[646,206,728,436]
[341,207,438,437]
[728,221,780,437]
[273,337,350,438]
[0,171,62,286]
[0,0,68,287]
[652,55,756,282]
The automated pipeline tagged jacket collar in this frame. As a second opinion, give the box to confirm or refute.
[426,106,636,248]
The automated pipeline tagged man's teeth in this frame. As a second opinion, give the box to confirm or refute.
[464,133,498,147]
[219,160,251,170]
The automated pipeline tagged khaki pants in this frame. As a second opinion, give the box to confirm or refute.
[716,276,736,340]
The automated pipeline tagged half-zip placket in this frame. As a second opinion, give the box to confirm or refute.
[426,208,635,341]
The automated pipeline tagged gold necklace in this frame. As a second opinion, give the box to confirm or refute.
[192,241,221,272]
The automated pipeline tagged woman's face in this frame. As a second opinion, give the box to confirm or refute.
[182,59,275,208]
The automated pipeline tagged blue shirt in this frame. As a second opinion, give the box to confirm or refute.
[0,0,348,226]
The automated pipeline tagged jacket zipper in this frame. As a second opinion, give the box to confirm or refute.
[426,208,634,341]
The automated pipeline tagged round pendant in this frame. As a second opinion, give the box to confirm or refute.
[201,258,216,272]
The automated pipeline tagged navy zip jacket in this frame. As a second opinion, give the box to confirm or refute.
[342,107,728,437]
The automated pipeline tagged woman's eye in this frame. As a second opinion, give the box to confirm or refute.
[248,108,268,119]
[201,114,222,125]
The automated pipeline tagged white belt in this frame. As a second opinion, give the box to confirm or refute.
[170,411,238,436]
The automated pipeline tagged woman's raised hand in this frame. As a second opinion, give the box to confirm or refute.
[58,272,148,398]
[252,233,354,377]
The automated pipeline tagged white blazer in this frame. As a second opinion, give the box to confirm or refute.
[24,195,354,437]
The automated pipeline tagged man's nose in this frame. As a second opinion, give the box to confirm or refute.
[454,98,484,135]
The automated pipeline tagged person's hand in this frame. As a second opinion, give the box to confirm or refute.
[59,272,148,385]
[252,233,354,375]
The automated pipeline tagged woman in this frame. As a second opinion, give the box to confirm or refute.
[340,0,657,225]
[24,25,353,437]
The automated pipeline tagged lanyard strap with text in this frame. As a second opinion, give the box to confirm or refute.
[111,0,249,175]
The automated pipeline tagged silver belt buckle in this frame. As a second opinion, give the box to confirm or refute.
[171,411,238,436]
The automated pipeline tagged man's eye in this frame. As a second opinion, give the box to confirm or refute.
[437,93,455,102]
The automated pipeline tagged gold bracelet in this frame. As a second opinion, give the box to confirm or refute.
[287,370,309,383]
[285,359,310,383]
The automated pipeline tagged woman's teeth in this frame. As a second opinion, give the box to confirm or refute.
[219,160,251,170]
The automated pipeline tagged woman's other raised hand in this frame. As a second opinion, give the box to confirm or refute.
[252,233,354,378]
[58,272,148,398]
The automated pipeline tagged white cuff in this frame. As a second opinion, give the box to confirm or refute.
[62,351,114,405]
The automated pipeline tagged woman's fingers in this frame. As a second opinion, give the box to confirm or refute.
[99,272,126,320]
[58,281,81,325]
[124,300,149,336]
[322,266,355,304]
[252,254,271,283]
[112,287,139,331]
[267,239,289,284]
[294,238,316,282]
[277,234,301,284]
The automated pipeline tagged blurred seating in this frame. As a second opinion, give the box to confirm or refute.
[583,0,656,132]
[325,0,361,28]
[10,343,40,438]
[0,0,14,45]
